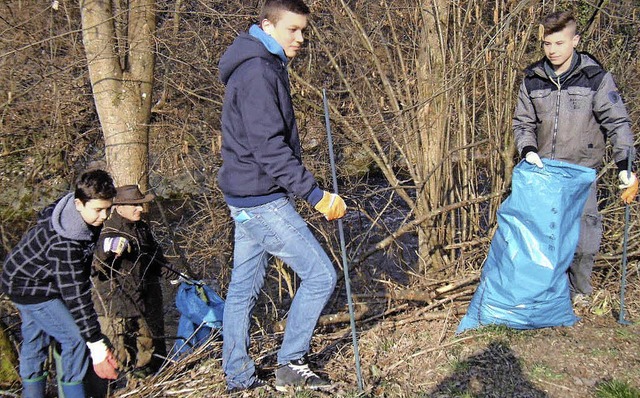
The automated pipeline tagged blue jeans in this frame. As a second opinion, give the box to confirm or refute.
[15,299,89,383]
[222,197,337,389]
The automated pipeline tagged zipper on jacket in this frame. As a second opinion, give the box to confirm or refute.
[550,76,562,159]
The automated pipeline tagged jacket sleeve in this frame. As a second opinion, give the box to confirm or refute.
[513,79,539,157]
[49,241,102,342]
[93,228,131,279]
[237,67,318,199]
[94,228,127,263]
[94,230,116,263]
[592,72,635,166]
[135,222,169,279]
[147,240,169,279]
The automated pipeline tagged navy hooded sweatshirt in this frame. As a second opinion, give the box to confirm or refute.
[217,26,323,208]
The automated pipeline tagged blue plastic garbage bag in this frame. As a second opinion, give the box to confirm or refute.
[457,159,595,333]
[171,281,225,357]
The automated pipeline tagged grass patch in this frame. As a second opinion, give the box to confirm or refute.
[380,337,396,352]
[472,324,538,342]
[590,347,620,358]
[449,358,471,373]
[615,328,639,340]
[529,362,564,381]
[595,379,640,398]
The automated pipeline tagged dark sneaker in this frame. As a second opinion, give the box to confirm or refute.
[227,378,268,394]
[275,355,332,392]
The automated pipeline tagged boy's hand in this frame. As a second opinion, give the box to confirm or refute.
[619,171,638,204]
[103,236,130,257]
[314,191,347,221]
[93,351,119,380]
[525,152,543,168]
[87,339,119,379]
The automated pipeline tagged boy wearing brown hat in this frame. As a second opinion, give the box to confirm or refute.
[91,185,168,385]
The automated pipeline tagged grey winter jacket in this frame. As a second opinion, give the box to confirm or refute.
[513,52,635,169]
[1,193,103,342]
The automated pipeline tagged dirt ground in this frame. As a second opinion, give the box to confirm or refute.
[110,280,640,398]
[2,274,638,398]
[327,295,640,398]
[346,289,639,398]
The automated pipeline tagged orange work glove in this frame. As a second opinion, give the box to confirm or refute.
[314,191,347,221]
[87,340,119,380]
[618,171,638,204]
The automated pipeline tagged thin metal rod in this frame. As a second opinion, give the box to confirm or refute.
[322,89,364,391]
[618,149,634,325]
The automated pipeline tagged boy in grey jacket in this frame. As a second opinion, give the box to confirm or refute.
[1,169,119,397]
[513,10,638,305]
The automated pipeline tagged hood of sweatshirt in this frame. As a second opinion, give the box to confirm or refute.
[219,25,287,85]
[51,192,96,241]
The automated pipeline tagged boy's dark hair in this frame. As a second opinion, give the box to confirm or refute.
[75,169,117,204]
[259,0,310,24]
[541,10,577,36]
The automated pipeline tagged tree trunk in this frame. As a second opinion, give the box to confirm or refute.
[80,0,155,188]
[414,0,450,272]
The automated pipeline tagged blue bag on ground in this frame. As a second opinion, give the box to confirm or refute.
[457,159,595,333]
[171,281,225,357]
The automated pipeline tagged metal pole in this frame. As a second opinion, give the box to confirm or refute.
[322,89,364,391]
[618,148,634,325]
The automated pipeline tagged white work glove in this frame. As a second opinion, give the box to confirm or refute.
[103,236,130,256]
[619,171,639,204]
[87,339,119,380]
[618,171,637,189]
[525,152,543,168]
[87,339,109,364]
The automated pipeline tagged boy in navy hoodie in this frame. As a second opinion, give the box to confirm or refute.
[2,169,119,397]
[217,0,346,392]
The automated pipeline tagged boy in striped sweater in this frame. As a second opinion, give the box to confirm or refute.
[1,169,119,398]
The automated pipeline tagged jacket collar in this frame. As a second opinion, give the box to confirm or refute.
[525,52,601,81]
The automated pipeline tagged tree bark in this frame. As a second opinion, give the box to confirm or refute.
[80,0,155,188]
[414,0,450,271]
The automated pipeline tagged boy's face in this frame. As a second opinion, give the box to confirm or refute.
[262,11,308,59]
[115,204,144,222]
[543,25,580,74]
[75,198,112,227]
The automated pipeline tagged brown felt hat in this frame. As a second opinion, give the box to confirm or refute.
[113,185,155,205]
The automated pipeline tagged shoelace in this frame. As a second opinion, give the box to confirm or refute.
[290,363,319,379]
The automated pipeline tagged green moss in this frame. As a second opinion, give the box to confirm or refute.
[0,323,19,386]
